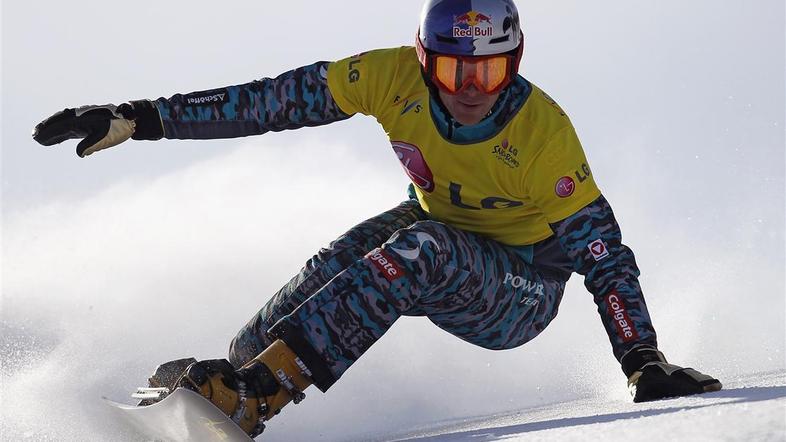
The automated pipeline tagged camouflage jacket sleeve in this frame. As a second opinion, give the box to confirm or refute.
[150,61,351,139]
[549,194,658,365]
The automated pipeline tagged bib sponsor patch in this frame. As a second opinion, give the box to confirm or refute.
[555,176,576,198]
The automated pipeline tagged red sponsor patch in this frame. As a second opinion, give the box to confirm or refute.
[391,141,435,193]
[366,249,404,282]
[555,176,575,198]
[588,239,610,261]
[605,291,639,343]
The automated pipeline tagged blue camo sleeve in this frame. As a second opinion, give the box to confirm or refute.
[153,61,351,139]
[549,195,658,365]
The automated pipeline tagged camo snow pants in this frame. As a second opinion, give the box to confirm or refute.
[228,198,570,390]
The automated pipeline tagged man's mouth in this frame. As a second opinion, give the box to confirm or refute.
[458,100,483,108]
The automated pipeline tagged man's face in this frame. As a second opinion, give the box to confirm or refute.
[438,85,500,126]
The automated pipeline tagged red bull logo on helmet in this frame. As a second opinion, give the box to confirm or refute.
[453,11,493,38]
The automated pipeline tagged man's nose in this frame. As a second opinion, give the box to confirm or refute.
[461,84,481,97]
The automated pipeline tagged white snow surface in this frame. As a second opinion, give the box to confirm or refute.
[386,371,786,442]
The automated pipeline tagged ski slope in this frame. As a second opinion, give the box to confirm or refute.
[3,1,784,441]
[383,370,785,442]
[45,368,784,441]
[2,139,784,441]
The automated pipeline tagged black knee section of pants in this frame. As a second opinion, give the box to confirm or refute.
[269,319,337,392]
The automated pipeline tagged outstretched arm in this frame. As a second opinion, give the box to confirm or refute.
[33,61,352,156]
[153,61,350,140]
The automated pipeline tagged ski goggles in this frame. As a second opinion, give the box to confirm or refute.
[428,53,515,94]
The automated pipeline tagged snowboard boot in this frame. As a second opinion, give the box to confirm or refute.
[176,339,314,438]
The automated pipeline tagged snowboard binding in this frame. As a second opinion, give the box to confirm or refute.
[130,340,314,438]
[133,357,197,405]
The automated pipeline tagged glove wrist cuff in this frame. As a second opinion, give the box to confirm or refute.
[620,344,667,378]
[122,100,164,140]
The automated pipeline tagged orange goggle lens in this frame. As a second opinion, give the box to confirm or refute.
[433,55,511,94]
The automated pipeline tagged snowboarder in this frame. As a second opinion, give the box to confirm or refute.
[33,0,722,438]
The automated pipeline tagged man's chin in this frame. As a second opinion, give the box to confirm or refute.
[453,113,485,125]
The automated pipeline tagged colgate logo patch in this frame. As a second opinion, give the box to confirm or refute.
[392,141,435,192]
[605,291,639,343]
[555,176,575,198]
[367,249,404,282]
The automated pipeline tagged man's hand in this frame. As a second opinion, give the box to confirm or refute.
[33,104,137,157]
[33,100,162,157]
[622,345,722,403]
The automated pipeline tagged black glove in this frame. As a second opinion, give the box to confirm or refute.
[621,345,722,403]
[33,100,163,157]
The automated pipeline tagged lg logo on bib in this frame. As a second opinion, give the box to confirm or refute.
[450,182,524,210]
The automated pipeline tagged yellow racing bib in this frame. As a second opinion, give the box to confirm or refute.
[327,47,600,245]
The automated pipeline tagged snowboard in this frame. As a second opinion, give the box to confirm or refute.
[104,387,253,441]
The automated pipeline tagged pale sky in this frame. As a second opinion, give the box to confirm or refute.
[3,1,784,213]
[2,1,785,441]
